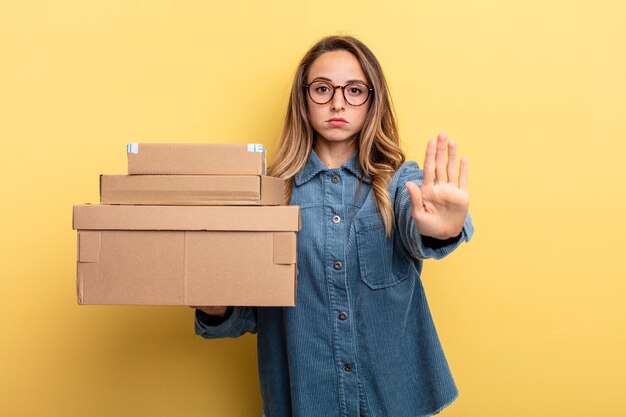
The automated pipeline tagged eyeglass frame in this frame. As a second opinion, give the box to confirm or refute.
[302,80,374,107]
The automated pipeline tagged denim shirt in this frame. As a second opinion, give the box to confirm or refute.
[195,150,474,417]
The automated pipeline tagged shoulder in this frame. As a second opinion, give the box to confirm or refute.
[387,161,423,206]
[391,160,423,188]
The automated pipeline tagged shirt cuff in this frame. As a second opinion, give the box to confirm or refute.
[411,212,474,260]
[194,307,245,339]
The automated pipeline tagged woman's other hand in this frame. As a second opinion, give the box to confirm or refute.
[190,306,230,317]
[406,133,469,240]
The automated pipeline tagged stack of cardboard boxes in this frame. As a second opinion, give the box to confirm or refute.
[72,143,300,306]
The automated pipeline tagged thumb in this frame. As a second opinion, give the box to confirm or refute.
[405,181,424,214]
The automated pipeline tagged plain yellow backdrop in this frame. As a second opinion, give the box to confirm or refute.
[1,1,625,416]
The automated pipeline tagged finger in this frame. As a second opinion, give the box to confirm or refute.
[435,133,448,183]
[422,139,436,186]
[447,139,458,185]
[459,157,469,191]
[406,181,424,214]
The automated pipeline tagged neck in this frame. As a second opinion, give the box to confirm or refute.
[314,139,357,169]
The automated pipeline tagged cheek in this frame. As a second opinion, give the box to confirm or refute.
[306,103,321,122]
[354,107,370,130]
[306,109,324,135]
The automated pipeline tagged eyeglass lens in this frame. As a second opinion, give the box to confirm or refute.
[308,81,370,106]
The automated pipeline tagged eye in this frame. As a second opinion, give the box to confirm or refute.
[309,81,333,96]
[346,84,367,96]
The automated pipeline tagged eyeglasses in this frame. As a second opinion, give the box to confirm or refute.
[303,80,373,107]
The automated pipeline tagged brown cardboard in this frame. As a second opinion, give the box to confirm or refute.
[100,175,285,206]
[73,204,299,231]
[73,205,299,306]
[127,143,266,175]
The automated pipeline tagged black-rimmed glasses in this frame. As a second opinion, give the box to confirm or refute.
[303,80,373,106]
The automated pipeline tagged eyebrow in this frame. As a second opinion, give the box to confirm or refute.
[310,76,367,84]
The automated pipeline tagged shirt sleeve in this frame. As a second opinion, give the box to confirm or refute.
[394,161,474,260]
[194,306,258,339]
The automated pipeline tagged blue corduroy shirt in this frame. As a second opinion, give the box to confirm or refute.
[195,149,474,417]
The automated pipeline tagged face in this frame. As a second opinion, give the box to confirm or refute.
[305,50,371,148]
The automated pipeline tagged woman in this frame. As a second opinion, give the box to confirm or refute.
[194,35,473,417]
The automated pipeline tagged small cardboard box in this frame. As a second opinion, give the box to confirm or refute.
[72,205,300,306]
[100,175,285,206]
[127,143,266,175]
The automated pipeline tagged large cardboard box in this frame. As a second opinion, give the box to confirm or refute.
[100,175,285,205]
[72,205,300,306]
[127,143,266,175]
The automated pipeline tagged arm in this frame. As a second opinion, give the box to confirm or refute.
[396,180,473,259]
[396,134,474,259]
[194,306,258,339]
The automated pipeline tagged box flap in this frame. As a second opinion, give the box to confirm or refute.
[273,233,296,265]
[73,204,300,231]
[260,176,286,205]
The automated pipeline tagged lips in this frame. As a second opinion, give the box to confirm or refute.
[326,118,348,127]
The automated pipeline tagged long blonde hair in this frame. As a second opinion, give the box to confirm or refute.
[270,35,405,237]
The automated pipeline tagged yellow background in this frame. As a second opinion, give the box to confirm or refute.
[1,1,625,416]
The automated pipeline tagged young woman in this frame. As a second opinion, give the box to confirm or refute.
[194,35,473,417]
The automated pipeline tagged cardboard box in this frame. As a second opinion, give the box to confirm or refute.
[127,143,266,175]
[100,175,285,206]
[72,205,300,306]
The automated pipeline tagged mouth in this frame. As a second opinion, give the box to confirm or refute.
[326,118,348,126]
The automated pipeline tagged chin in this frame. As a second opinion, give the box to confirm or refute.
[320,132,357,143]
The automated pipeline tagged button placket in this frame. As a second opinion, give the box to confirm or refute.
[324,169,358,409]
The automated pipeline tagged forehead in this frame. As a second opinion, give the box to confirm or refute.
[308,50,367,83]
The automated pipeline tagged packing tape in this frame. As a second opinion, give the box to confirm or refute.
[127,143,139,154]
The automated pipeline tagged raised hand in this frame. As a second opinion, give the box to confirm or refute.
[405,133,469,240]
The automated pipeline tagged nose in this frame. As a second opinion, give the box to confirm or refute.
[330,86,346,111]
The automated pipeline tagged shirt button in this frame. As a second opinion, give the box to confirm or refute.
[333,261,343,270]
[339,311,348,320]
[331,175,340,184]
[332,215,341,224]
[343,363,353,372]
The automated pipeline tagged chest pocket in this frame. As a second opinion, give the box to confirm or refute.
[354,213,414,289]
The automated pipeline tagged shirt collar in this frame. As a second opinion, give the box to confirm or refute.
[294,149,372,186]
[342,152,371,184]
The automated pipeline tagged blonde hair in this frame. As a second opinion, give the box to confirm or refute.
[270,35,405,237]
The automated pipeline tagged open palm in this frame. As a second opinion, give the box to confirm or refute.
[406,133,469,240]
